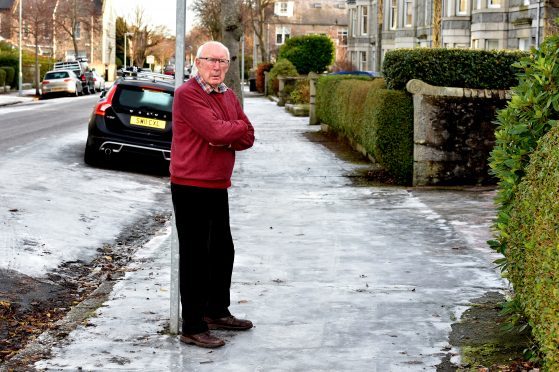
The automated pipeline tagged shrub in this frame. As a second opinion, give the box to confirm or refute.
[289,79,310,104]
[488,34,559,369]
[267,58,298,95]
[382,48,527,90]
[256,62,273,93]
[316,75,413,184]
[0,66,15,85]
[363,88,414,183]
[0,69,5,87]
[278,34,335,75]
[505,125,559,369]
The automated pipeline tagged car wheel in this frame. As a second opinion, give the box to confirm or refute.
[84,144,104,167]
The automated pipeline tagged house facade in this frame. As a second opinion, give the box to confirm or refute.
[0,0,116,78]
[346,0,559,73]
[254,0,349,66]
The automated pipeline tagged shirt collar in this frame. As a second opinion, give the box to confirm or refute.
[194,73,228,94]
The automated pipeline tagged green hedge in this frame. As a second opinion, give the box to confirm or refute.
[0,50,54,86]
[278,34,335,75]
[0,66,15,85]
[505,125,559,369]
[267,58,298,95]
[382,48,527,90]
[0,69,5,87]
[488,34,559,369]
[316,75,413,184]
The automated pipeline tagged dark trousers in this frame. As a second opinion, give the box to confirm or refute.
[171,183,234,335]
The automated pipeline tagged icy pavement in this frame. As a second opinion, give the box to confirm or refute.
[0,90,36,106]
[34,95,507,371]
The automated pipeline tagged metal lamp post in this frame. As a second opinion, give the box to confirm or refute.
[18,0,22,96]
[123,32,133,68]
[170,0,187,336]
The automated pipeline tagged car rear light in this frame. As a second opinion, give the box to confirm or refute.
[64,78,72,82]
[94,85,117,116]
[42,80,49,84]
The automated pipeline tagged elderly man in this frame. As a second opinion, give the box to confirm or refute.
[170,41,255,348]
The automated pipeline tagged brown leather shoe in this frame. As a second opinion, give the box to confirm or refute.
[180,331,225,348]
[204,315,253,330]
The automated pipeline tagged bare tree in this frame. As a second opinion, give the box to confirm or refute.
[191,0,222,40]
[54,0,99,60]
[186,26,212,55]
[245,0,274,63]
[20,0,57,95]
[148,37,176,71]
[221,0,243,101]
[125,6,167,67]
[432,0,441,47]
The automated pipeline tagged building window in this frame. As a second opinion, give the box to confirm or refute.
[360,51,367,70]
[518,38,530,50]
[351,8,357,37]
[276,26,290,45]
[485,39,499,49]
[472,39,479,48]
[23,22,30,37]
[446,0,452,16]
[338,27,348,46]
[274,1,294,16]
[390,0,398,29]
[361,6,369,34]
[74,22,81,39]
[488,0,500,8]
[457,0,467,14]
[404,0,413,26]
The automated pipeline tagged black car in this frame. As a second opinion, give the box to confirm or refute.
[84,71,175,166]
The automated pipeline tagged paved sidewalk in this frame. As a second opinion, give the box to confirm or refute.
[33,94,506,371]
[0,90,36,106]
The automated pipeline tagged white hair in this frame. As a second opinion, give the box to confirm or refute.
[196,41,230,60]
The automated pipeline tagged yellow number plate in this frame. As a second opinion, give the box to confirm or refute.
[130,116,166,129]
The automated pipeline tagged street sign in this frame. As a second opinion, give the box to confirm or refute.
[146,55,155,64]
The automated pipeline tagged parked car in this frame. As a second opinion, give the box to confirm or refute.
[329,70,381,77]
[53,59,95,94]
[163,64,175,76]
[163,64,191,79]
[41,70,83,98]
[91,70,106,92]
[84,70,175,166]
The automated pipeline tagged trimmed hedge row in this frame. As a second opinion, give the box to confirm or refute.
[506,126,559,370]
[316,75,413,184]
[0,69,5,87]
[1,66,16,85]
[0,51,54,87]
[382,48,527,90]
[488,34,559,369]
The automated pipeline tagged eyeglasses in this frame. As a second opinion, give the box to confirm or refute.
[198,57,230,66]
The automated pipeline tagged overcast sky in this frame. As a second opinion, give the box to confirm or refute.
[113,0,196,35]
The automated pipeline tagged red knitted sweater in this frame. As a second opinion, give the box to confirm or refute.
[170,78,254,189]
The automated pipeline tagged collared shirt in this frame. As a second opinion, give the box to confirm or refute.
[194,73,228,94]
